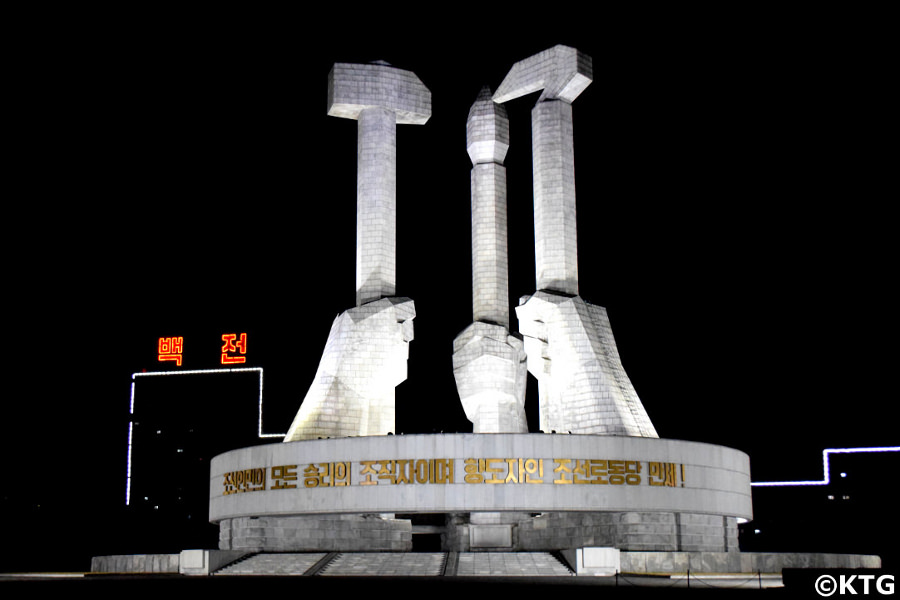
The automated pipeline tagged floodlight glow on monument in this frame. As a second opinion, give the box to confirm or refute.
[207,48,755,557]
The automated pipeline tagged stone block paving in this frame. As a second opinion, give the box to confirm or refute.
[456,552,574,577]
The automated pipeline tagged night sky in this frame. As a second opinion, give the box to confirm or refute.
[5,10,897,570]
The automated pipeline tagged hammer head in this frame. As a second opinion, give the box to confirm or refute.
[327,62,432,124]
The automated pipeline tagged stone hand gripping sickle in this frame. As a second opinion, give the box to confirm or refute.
[284,62,430,442]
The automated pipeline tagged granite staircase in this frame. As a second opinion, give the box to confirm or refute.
[214,552,574,577]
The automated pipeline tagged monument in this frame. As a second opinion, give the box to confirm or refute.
[208,47,754,562]
[91,46,879,577]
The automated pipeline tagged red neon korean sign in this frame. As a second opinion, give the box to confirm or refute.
[157,336,184,366]
[156,333,249,367]
[221,333,248,365]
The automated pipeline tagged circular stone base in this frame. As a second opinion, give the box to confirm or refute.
[210,433,751,552]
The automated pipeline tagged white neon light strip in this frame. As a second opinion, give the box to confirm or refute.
[125,421,134,505]
[751,446,900,487]
[125,367,285,505]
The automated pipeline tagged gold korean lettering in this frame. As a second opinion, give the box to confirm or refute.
[270,465,298,490]
[522,458,544,483]
[553,459,574,484]
[648,461,679,487]
[222,467,266,495]
[464,458,484,484]
[360,460,379,485]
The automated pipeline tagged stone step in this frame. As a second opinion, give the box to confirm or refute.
[319,552,446,576]
[456,552,574,576]
[215,553,329,576]
[215,552,573,577]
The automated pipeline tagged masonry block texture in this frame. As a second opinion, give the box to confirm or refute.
[327,62,431,125]
[518,512,738,552]
[517,291,658,436]
[492,45,593,105]
[516,512,739,553]
[532,100,578,295]
[453,322,528,433]
[327,61,431,306]
[466,86,511,327]
[218,515,412,552]
[284,298,415,441]
[91,554,180,574]
[493,46,658,437]
[494,46,589,296]
[355,107,398,305]
[283,62,430,441]
[470,164,510,325]
[453,87,527,433]
[444,512,738,553]
[620,551,881,575]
